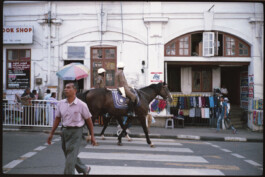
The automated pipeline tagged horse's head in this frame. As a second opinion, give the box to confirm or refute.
[158,82,173,103]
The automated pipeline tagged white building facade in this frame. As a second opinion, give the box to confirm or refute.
[3,1,264,129]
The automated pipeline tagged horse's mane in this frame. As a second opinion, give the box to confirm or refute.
[140,82,165,94]
[77,90,90,102]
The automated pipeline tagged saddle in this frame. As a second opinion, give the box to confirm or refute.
[111,88,140,109]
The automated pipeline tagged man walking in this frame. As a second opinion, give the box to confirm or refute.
[47,82,96,175]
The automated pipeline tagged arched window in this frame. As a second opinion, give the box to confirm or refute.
[165,31,250,57]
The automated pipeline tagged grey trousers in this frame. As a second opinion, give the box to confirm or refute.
[61,127,87,174]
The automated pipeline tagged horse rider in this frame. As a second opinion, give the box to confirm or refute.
[115,62,137,117]
[95,68,106,89]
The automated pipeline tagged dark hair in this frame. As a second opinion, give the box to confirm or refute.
[51,92,56,97]
[32,90,37,94]
[46,89,51,93]
[220,96,224,99]
[66,82,78,89]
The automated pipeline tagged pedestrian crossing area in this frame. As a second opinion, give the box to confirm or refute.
[76,137,225,175]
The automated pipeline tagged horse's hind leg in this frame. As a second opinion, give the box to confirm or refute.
[116,116,128,146]
[139,116,154,147]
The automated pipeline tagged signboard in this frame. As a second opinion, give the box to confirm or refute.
[7,61,31,89]
[150,72,163,83]
[3,26,33,44]
[240,71,248,109]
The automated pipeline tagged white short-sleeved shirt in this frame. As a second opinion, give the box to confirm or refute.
[55,97,92,127]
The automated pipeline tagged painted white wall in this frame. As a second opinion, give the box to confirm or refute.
[3,1,263,102]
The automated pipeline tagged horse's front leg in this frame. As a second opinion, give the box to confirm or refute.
[100,115,111,140]
[139,116,154,147]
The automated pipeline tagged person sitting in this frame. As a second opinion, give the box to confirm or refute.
[115,62,137,117]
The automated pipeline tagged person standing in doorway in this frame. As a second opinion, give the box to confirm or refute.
[47,82,96,175]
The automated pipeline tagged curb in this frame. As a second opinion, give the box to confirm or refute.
[4,128,263,143]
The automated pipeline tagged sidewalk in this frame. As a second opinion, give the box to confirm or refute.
[3,125,263,142]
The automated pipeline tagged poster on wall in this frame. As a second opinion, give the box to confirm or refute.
[248,74,254,98]
[240,71,248,109]
[150,72,163,83]
[7,61,31,89]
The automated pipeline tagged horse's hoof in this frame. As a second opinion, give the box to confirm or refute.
[126,135,132,141]
[150,143,155,148]
[101,135,105,140]
[117,142,123,146]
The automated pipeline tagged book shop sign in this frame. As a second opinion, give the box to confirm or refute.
[3,26,33,44]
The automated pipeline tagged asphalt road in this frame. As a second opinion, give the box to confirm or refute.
[2,131,263,175]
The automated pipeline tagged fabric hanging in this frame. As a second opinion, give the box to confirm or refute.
[179,97,185,109]
[204,108,210,118]
[209,96,214,108]
[199,97,202,107]
[151,99,159,112]
[183,109,190,116]
[158,100,167,112]
[189,108,195,118]
[205,97,210,108]
[195,108,201,117]
[258,111,262,125]
[193,97,197,108]
[201,108,205,118]
[190,97,194,108]
[201,97,205,108]
[214,96,218,107]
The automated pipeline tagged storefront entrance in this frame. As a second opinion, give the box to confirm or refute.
[221,67,242,105]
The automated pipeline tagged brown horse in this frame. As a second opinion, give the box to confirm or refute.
[79,82,172,147]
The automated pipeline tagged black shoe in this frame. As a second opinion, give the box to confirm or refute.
[83,166,91,175]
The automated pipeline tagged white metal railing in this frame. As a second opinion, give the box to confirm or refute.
[3,99,58,127]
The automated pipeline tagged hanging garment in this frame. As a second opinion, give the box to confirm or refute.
[184,97,188,109]
[201,97,206,108]
[253,111,257,125]
[199,97,202,107]
[179,97,185,109]
[214,96,218,108]
[201,108,205,118]
[187,97,191,108]
[183,109,190,116]
[190,97,194,108]
[195,96,199,107]
[158,100,167,112]
[258,111,262,125]
[189,108,196,118]
[195,108,201,117]
[204,108,210,118]
[151,99,159,112]
[193,97,197,108]
[209,96,214,108]
[205,96,210,108]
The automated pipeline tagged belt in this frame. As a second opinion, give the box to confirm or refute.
[62,126,82,129]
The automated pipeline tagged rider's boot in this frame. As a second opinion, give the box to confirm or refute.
[128,101,136,117]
